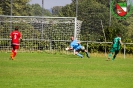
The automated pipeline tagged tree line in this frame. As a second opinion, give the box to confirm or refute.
[0,0,52,16]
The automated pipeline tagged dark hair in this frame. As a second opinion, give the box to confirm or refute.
[117,33,121,37]
[15,26,18,30]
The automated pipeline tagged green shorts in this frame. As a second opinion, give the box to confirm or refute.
[110,47,120,54]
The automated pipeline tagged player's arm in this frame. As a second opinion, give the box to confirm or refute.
[68,47,73,50]
[66,44,73,51]
[66,47,73,51]
[20,37,23,42]
[75,39,81,45]
[9,33,12,39]
[77,41,81,44]
[119,39,123,45]
[9,36,12,38]
[19,33,23,42]
[19,34,23,42]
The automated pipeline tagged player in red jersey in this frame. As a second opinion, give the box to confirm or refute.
[10,26,22,60]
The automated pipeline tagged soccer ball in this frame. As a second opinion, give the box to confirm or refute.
[81,46,85,50]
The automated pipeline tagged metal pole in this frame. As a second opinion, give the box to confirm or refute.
[41,0,44,39]
[87,42,88,52]
[124,44,126,59]
[75,0,78,40]
[74,17,77,40]
[74,17,77,54]
[42,0,44,16]
[109,0,111,26]
[10,0,13,32]
[101,20,107,57]
[11,0,12,16]
[76,0,78,17]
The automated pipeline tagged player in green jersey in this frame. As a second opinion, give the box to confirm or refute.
[107,34,123,61]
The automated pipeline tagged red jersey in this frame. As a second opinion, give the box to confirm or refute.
[10,30,21,45]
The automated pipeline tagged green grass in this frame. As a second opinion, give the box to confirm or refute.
[0,52,133,88]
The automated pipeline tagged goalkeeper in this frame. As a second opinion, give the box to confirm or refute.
[66,36,90,58]
[107,34,123,61]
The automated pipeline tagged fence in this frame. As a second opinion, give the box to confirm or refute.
[0,15,133,59]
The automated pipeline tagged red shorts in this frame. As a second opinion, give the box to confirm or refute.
[12,45,19,50]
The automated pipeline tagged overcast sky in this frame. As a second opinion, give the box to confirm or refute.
[29,0,72,9]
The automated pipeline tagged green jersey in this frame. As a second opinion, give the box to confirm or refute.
[112,37,121,49]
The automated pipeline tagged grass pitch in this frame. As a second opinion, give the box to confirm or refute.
[0,52,133,88]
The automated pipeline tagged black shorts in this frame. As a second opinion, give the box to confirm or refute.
[76,49,85,52]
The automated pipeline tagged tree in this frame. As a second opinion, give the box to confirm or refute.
[59,0,129,42]
[0,7,2,14]
[0,0,52,16]
[52,6,63,16]
[0,0,31,15]
[29,4,52,16]
[123,16,133,42]
[31,4,42,16]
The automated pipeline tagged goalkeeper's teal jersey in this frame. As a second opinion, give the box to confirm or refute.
[112,37,121,49]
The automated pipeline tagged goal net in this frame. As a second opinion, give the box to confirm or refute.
[0,16,80,52]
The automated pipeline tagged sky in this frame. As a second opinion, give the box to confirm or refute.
[29,0,72,9]
[29,0,133,9]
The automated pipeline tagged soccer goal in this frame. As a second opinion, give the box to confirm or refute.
[0,15,82,52]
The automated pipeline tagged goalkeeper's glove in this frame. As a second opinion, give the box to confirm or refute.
[65,48,69,51]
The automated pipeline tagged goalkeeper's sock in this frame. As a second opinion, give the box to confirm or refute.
[77,53,83,58]
[86,52,90,58]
